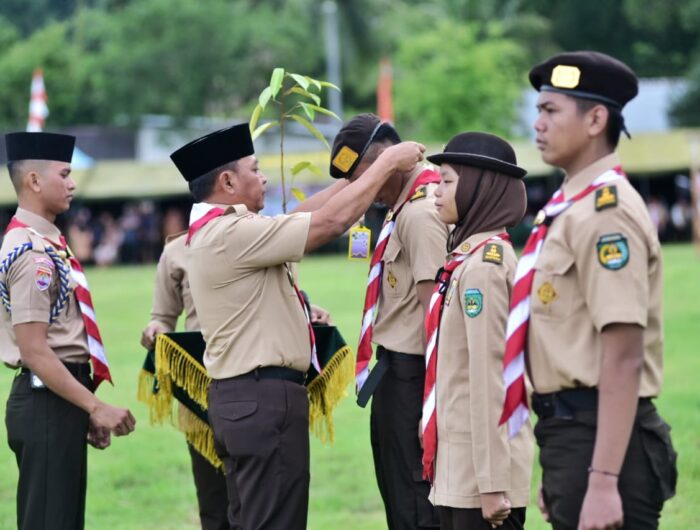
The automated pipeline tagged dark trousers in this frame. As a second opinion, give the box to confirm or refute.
[536,400,677,530]
[188,442,236,530]
[438,506,526,530]
[370,347,440,530]
[208,377,309,530]
[5,371,92,530]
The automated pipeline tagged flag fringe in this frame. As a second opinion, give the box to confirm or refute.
[136,368,173,425]
[155,334,211,409]
[177,405,223,469]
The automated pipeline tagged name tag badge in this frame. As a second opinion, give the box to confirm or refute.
[348,225,371,261]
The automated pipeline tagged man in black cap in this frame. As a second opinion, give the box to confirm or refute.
[503,51,677,529]
[1,132,136,530]
[330,114,446,530]
[170,122,425,529]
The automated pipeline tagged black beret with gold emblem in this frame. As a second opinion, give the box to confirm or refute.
[529,51,638,110]
[329,113,400,179]
[170,123,254,182]
[5,132,75,163]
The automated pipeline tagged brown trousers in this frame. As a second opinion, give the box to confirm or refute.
[187,443,236,530]
[438,506,526,530]
[536,400,677,530]
[371,347,441,530]
[208,377,309,530]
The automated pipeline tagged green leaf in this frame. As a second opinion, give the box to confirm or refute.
[289,86,321,105]
[288,73,309,91]
[289,114,329,149]
[319,80,340,91]
[299,102,316,121]
[249,104,263,132]
[305,104,340,121]
[306,76,322,91]
[259,86,272,109]
[270,67,285,98]
[251,121,278,141]
[291,187,307,202]
[291,161,323,176]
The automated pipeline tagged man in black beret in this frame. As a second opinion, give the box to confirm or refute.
[330,114,446,530]
[504,51,677,529]
[1,132,136,530]
[171,122,425,530]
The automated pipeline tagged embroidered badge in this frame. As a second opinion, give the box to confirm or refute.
[551,65,581,89]
[597,233,629,270]
[348,226,371,260]
[387,270,398,288]
[409,185,427,202]
[595,185,618,211]
[464,289,483,318]
[533,209,546,226]
[331,145,359,174]
[445,279,457,306]
[34,265,53,291]
[483,243,504,265]
[537,281,557,305]
[459,242,471,253]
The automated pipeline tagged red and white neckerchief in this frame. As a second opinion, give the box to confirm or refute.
[499,166,626,437]
[5,217,113,388]
[187,203,321,373]
[355,169,440,391]
[421,232,510,482]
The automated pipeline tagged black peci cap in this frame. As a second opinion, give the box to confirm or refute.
[170,123,254,182]
[529,51,638,110]
[5,132,75,163]
[427,132,526,179]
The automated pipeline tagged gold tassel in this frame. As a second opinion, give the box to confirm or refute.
[177,405,223,469]
[154,334,211,409]
[136,368,174,425]
[307,345,354,443]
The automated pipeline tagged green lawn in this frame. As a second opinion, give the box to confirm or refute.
[0,245,698,529]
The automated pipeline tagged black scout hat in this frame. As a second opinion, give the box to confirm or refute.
[329,113,399,179]
[170,123,254,182]
[529,51,638,110]
[427,132,526,179]
[5,132,75,163]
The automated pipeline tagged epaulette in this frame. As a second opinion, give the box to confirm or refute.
[165,229,188,244]
[409,185,428,202]
[482,242,504,265]
[595,185,618,211]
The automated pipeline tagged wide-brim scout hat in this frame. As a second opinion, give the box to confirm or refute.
[529,51,638,110]
[427,132,527,179]
[5,132,75,163]
[329,113,399,179]
[170,123,254,182]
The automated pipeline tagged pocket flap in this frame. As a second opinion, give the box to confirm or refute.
[219,400,258,422]
[535,242,575,275]
[383,238,401,262]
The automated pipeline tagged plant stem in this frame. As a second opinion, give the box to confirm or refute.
[280,96,287,214]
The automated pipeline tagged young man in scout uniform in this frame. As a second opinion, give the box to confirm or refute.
[1,132,136,530]
[330,113,447,529]
[141,230,234,530]
[170,122,425,530]
[500,51,677,529]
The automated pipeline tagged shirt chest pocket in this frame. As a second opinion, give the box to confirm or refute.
[531,244,582,319]
[383,238,411,299]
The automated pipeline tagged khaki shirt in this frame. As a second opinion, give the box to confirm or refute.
[184,204,312,379]
[0,208,90,367]
[528,153,664,396]
[431,230,533,509]
[148,231,199,332]
[373,166,450,354]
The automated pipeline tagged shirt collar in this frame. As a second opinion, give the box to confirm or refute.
[562,152,621,198]
[393,164,428,209]
[14,207,62,242]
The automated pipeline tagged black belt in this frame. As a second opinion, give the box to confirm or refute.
[20,362,91,378]
[230,366,306,385]
[532,388,652,420]
[356,346,423,408]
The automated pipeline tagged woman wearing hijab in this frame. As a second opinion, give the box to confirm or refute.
[421,132,534,529]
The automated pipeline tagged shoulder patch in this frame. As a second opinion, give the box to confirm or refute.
[409,185,428,202]
[34,263,53,291]
[595,185,618,211]
[597,233,629,270]
[482,243,503,265]
[464,288,483,317]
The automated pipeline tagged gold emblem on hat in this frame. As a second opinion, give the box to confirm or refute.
[551,65,581,89]
[460,242,471,253]
[534,210,546,226]
[332,145,359,173]
[387,270,398,289]
[537,281,557,305]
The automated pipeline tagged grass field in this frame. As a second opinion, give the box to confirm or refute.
[0,245,698,529]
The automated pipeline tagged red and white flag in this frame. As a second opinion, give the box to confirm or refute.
[27,68,49,132]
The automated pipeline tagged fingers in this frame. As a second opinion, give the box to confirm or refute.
[113,409,136,437]
[537,485,550,522]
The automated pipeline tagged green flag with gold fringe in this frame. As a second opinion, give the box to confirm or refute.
[137,325,354,469]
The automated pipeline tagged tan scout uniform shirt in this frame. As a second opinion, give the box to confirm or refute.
[431,230,533,509]
[148,231,199,332]
[528,153,664,396]
[0,208,89,367]
[184,205,312,379]
[373,166,449,354]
